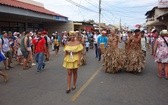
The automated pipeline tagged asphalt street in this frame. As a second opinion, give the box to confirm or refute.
[0,46,168,105]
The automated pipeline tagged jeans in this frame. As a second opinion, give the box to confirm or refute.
[35,52,45,71]
[94,44,98,58]
[98,48,101,61]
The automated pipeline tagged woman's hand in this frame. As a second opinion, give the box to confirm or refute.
[78,61,81,66]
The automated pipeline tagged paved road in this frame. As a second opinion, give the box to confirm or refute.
[0,46,168,105]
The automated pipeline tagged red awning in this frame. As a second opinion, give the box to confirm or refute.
[0,0,66,17]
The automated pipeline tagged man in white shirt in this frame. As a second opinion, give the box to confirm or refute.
[1,31,12,70]
[141,31,147,58]
[93,32,99,58]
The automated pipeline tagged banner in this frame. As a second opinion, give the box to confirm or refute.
[158,0,168,8]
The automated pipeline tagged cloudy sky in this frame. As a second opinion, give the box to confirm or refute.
[34,0,158,29]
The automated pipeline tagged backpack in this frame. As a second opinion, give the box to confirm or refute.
[44,36,48,47]
[54,39,59,46]
[1,37,4,45]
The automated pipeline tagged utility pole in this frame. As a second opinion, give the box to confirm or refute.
[120,18,122,31]
[99,0,101,33]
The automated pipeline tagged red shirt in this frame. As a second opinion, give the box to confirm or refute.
[32,37,46,53]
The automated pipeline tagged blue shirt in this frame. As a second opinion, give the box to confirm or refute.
[97,35,108,48]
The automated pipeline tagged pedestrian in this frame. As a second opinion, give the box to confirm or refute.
[85,41,90,52]
[32,31,46,72]
[151,29,158,55]
[63,31,83,94]
[15,33,23,65]
[62,31,68,46]
[0,38,8,82]
[28,32,36,66]
[8,31,16,60]
[141,30,148,58]
[1,31,13,70]
[97,30,108,61]
[154,30,168,79]
[76,32,86,66]
[51,32,56,51]
[20,31,31,70]
[53,35,60,56]
[93,32,98,58]
[125,29,145,73]
[42,31,51,61]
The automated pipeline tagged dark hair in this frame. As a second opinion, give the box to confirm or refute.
[25,31,30,35]
[141,30,145,34]
[2,31,7,35]
[134,29,140,33]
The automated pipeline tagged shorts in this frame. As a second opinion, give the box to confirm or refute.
[4,51,12,58]
[54,45,59,50]
[21,50,29,58]
[27,47,32,52]
[17,48,22,56]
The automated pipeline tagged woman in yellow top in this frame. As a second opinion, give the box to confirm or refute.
[63,31,83,93]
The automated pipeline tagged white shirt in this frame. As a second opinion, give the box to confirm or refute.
[93,34,98,44]
[85,42,90,47]
[0,38,10,52]
[141,37,146,51]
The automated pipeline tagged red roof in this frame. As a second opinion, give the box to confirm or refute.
[0,0,66,17]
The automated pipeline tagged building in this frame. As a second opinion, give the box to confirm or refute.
[73,21,94,32]
[145,0,168,32]
[0,0,71,34]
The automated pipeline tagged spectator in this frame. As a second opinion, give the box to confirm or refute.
[97,30,108,61]
[154,30,168,79]
[85,41,90,52]
[1,31,13,70]
[20,31,31,70]
[53,35,60,56]
[33,31,46,72]
[93,32,98,58]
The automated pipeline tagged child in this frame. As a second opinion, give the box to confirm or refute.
[85,41,90,52]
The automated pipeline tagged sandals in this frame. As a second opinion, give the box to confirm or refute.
[66,86,76,94]
[66,89,71,94]
[72,86,76,90]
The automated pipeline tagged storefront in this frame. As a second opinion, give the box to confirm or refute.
[0,0,68,34]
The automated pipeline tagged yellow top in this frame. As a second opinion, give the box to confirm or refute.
[63,44,83,69]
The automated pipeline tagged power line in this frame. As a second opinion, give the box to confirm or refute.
[65,0,98,13]
[85,0,98,9]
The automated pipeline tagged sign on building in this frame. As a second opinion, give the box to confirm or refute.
[158,0,168,8]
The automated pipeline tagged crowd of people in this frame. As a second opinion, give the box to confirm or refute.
[0,30,59,82]
[0,28,167,94]
[97,29,168,79]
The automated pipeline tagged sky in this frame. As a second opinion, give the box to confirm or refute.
[34,0,158,29]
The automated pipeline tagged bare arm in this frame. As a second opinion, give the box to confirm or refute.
[24,37,28,50]
[153,40,158,56]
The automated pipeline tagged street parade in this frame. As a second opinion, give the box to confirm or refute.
[0,0,168,105]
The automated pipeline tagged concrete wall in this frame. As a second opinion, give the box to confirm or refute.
[44,21,74,36]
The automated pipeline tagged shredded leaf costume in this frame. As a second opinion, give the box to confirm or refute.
[103,35,126,73]
[125,37,145,72]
